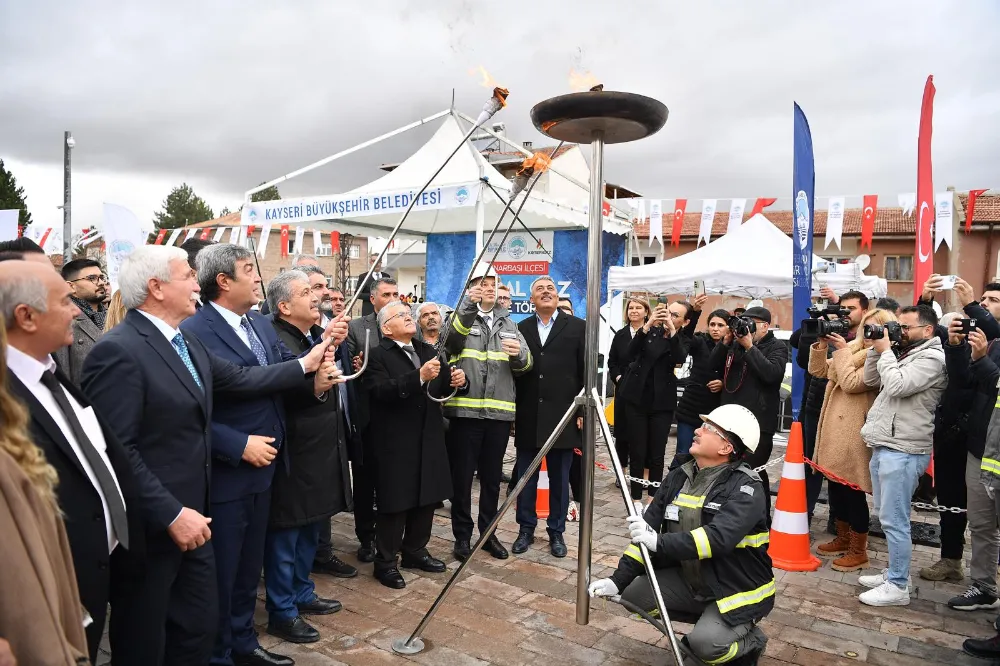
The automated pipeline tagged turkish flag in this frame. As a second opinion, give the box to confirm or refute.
[199,228,211,240]
[154,229,167,245]
[671,199,687,247]
[602,200,611,217]
[860,195,878,250]
[280,225,290,257]
[330,230,340,253]
[966,189,988,234]
[749,197,777,218]
[914,75,936,299]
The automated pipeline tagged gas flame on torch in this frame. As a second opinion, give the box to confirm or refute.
[469,66,509,125]
[569,68,601,92]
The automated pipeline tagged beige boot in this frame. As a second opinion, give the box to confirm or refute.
[919,557,964,582]
[832,531,870,572]
[816,519,850,557]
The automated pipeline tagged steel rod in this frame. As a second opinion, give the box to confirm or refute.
[592,387,686,666]
[394,392,583,653]
[63,131,73,262]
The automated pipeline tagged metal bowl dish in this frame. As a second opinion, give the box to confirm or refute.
[530,91,668,144]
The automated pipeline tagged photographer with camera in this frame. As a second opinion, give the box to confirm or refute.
[674,309,730,463]
[920,275,1000,341]
[708,306,787,517]
[856,305,947,607]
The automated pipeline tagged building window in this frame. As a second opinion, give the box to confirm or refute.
[884,255,914,282]
[348,245,360,259]
[316,244,333,257]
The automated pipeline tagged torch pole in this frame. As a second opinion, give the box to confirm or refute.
[63,131,73,262]
[576,130,604,625]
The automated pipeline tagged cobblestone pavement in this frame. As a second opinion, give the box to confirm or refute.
[98,435,997,665]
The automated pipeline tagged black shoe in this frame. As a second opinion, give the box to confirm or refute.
[453,539,471,562]
[297,596,343,615]
[948,585,1000,611]
[512,530,534,554]
[233,646,295,666]
[357,539,376,563]
[963,633,1000,659]
[501,471,512,483]
[550,532,567,558]
[375,567,406,589]
[483,535,509,560]
[401,554,447,573]
[312,554,358,578]
[266,616,319,644]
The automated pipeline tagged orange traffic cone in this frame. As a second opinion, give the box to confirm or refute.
[536,456,550,520]
[769,422,821,572]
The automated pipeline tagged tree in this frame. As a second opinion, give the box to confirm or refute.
[0,158,33,233]
[153,183,214,230]
[250,183,281,203]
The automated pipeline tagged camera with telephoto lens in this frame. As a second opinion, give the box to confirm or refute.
[863,321,903,344]
[728,315,756,338]
[957,318,978,335]
[801,305,852,338]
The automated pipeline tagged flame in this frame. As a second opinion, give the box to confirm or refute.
[569,68,601,92]
[470,65,501,90]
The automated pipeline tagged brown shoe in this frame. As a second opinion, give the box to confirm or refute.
[919,557,964,582]
[831,531,870,572]
[817,519,850,557]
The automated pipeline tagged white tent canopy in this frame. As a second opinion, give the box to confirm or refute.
[240,113,630,239]
[607,214,887,299]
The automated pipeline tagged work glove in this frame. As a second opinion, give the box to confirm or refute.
[588,578,620,599]
[627,515,658,552]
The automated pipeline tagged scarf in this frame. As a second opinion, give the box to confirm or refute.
[71,296,107,330]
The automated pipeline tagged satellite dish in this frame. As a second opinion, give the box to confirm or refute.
[854,254,871,271]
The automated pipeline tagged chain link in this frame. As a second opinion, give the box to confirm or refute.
[621,457,783,489]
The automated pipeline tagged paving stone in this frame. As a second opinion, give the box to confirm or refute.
[809,618,899,651]
[770,626,869,661]
[880,620,967,650]
[521,611,608,648]
[593,632,669,666]
[520,631,608,665]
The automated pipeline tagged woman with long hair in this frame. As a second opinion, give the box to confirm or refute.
[0,321,90,665]
[808,308,897,571]
[673,309,730,459]
[607,298,650,472]
[102,290,126,332]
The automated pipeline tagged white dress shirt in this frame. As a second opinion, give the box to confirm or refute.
[137,308,182,342]
[210,301,256,350]
[537,309,559,346]
[7,345,125,553]
[630,325,641,339]
[478,308,494,331]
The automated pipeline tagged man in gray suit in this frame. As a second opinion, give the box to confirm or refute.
[357,253,397,317]
[53,258,108,385]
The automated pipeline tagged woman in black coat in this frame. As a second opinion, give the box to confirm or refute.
[608,298,651,468]
[674,308,730,459]
[616,301,690,504]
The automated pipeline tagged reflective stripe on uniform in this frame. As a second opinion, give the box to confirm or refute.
[706,642,739,664]
[982,458,1000,477]
[451,314,472,336]
[735,532,769,549]
[715,579,776,614]
[691,527,712,559]
[448,349,511,363]
[624,544,644,564]
[520,351,533,372]
[443,396,517,412]
[672,493,706,509]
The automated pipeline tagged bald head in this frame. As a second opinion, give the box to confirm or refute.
[0,260,80,360]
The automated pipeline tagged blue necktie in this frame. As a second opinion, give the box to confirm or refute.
[171,333,203,389]
[240,317,269,366]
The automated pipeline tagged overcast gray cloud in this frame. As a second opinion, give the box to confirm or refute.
[1,0,998,228]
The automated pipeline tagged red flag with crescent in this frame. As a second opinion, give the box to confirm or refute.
[914,76,936,300]
[670,199,687,247]
[280,225,290,257]
[966,189,988,234]
[199,228,211,240]
[154,229,167,245]
[330,230,340,253]
[860,195,878,250]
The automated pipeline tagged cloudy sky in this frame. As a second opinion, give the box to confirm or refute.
[2,0,998,232]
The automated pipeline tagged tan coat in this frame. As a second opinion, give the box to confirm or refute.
[808,341,877,493]
[0,451,89,666]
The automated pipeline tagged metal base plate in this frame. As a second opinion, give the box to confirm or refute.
[530,91,667,144]
[391,637,425,655]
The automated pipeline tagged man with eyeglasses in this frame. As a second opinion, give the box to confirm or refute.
[496,283,512,311]
[53,259,108,385]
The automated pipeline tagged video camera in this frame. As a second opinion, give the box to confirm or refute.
[728,315,756,338]
[801,304,852,338]
[863,321,903,344]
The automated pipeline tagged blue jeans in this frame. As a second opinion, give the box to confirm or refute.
[869,447,931,589]
[514,447,573,536]
[263,522,322,623]
[675,421,696,456]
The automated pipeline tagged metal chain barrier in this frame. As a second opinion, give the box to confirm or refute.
[621,456,784,489]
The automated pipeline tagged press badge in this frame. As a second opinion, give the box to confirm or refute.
[665,505,680,521]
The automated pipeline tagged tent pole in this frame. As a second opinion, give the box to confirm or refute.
[244,109,452,201]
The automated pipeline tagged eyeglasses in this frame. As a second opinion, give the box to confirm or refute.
[700,422,733,449]
[899,324,930,332]
[383,311,413,325]
[69,274,108,285]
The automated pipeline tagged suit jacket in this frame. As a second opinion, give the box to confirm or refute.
[52,314,103,387]
[357,269,396,316]
[7,368,144,649]
[180,303,310,503]
[515,312,586,451]
[362,337,453,513]
[347,312,382,433]
[80,309,309,547]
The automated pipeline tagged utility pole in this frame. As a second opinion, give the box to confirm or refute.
[62,131,74,262]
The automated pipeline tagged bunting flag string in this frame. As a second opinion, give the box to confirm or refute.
[184,228,198,242]
[698,199,716,247]
[824,196,845,250]
[966,189,989,233]
[165,228,182,247]
[212,227,226,242]
[647,199,662,247]
[280,225,290,258]
[935,192,953,250]
[749,197,777,218]
[898,192,916,217]
[258,224,272,259]
[330,230,340,254]
[199,228,211,240]
[154,229,168,245]
[312,229,322,255]
[726,198,746,234]
[670,199,687,247]
[293,226,304,256]
[860,194,878,250]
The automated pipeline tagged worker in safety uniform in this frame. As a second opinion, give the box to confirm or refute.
[589,404,773,665]
[443,262,532,561]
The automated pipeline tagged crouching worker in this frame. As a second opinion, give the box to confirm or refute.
[589,405,773,665]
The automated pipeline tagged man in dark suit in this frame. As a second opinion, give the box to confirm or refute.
[0,260,142,664]
[345,276,398,562]
[181,244,343,664]
[512,276,586,559]
[362,301,465,588]
[80,245,336,666]
[52,258,108,385]
[356,253,397,316]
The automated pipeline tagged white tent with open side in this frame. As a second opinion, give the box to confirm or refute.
[240,113,630,241]
[607,214,887,299]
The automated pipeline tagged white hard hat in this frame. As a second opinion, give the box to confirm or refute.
[469,262,498,283]
[699,404,760,454]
